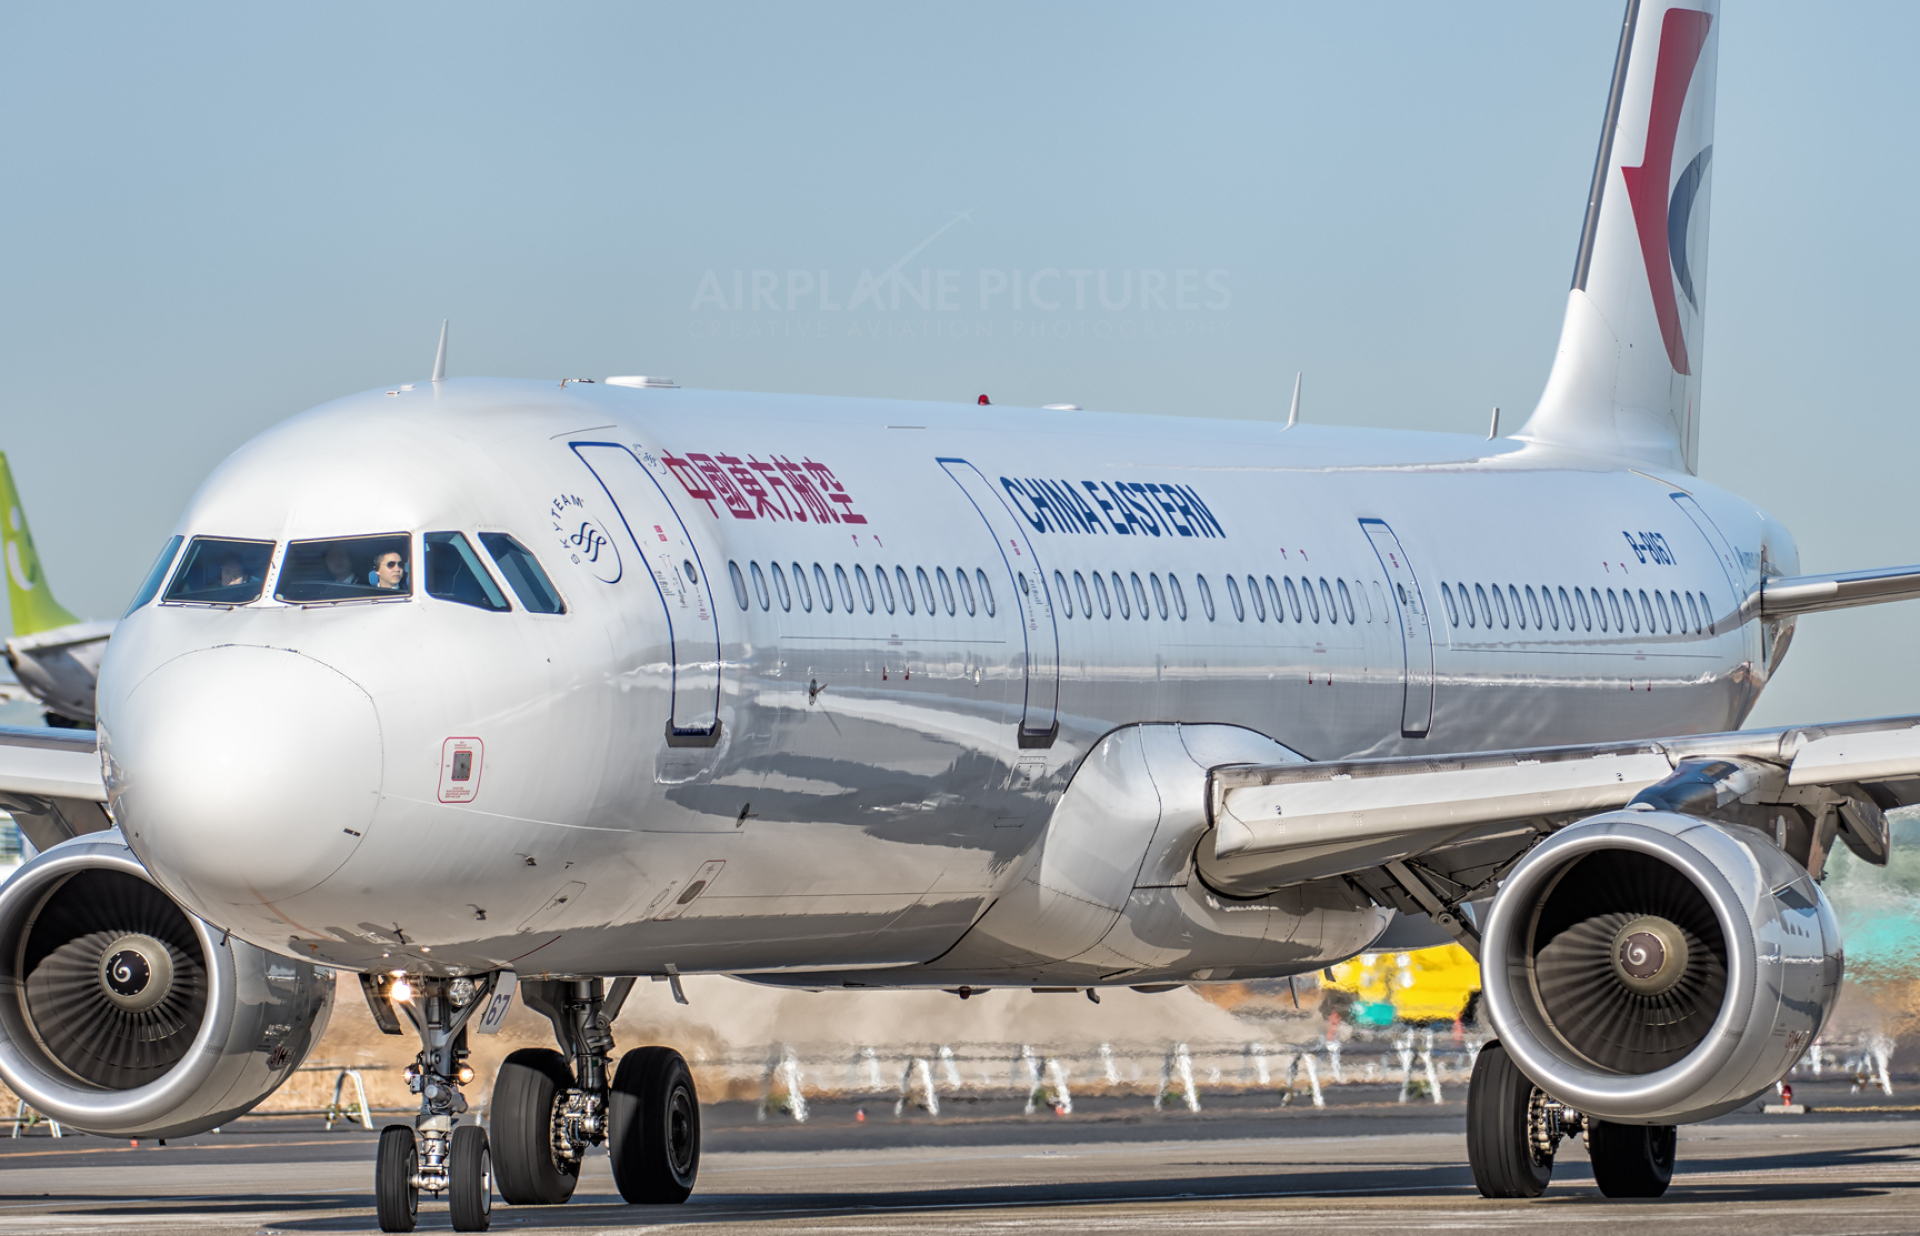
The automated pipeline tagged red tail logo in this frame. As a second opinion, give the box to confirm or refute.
[1621,8,1713,376]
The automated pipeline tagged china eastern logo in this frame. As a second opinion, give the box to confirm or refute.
[662,450,867,525]
[1623,6,1713,376]
[1000,476,1225,539]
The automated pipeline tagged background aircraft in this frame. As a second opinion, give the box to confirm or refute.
[1,452,111,728]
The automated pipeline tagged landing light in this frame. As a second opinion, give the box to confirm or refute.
[391,979,414,1002]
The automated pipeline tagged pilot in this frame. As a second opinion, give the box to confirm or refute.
[218,556,251,588]
[326,545,357,585]
[374,550,406,591]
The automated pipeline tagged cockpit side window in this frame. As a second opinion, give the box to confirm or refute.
[425,532,510,611]
[126,535,185,615]
[478,532,566,614]
[164,537,276,606]
[275,534,412,604]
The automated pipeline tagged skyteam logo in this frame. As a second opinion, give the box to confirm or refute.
[1622,7,1714,376]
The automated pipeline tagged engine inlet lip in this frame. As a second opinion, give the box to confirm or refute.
[0,832,237,1129]
[1481,814,1758,1119]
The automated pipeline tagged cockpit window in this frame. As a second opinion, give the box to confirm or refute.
[126,535,185,615]
[275,534,412,603]
[163,537,275,605]
[425,532,509,611]
[477,533,566,614]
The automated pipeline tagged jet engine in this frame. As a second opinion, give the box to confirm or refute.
[1480,809,1842,1124]
[0,831,334,1137]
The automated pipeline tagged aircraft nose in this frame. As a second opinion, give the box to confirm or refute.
[106,645,381,910]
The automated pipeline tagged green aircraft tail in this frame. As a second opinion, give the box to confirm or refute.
[0,452,81,636]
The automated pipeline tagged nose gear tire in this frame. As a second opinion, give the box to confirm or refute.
[1467,1041,1553,1199]
[489,1049,579,1205]
[449,1123,494,1231]
[1586,1119,1676,1197]
[376,1124,419,1233]
[609,1046,701,1204]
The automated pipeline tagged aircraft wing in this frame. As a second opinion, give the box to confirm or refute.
[1760,564,1920,618]
[0,725,111,852]
[1202,714,1914,927]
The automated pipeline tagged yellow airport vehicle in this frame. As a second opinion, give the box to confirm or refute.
[1323,944,1481,1027]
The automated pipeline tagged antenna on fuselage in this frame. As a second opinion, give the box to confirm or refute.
[1285,372,1301,429]
[431,320,449,382]
[1488,406,1501,440]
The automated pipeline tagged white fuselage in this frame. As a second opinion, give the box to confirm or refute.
[97,378,1796,985]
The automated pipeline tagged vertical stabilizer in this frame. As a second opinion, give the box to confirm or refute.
[0,453,81,635]
[1517,1,1718,474]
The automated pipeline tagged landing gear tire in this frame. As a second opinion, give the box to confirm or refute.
[490,1048,580,1206]
[1467,1041,1553,1199]
[1587,1120,1676,1198]
[449,1124,494,1231]
[376,1124,420,1233]
[609,1046,701,1204]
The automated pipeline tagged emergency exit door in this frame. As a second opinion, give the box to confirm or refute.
[1361,518,1435,738]
[939,458,1060,747]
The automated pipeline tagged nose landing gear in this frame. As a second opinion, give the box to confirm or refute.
[365,972,500,1233]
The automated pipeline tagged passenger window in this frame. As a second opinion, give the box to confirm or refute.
[773,562,792,611]
[1113,571,1132,619]
[126,535,185,615]
[752,562,771,610]
[836,564,855,612]
[1575,587,1591,631]
[1545,586,1561,630]
[1266,576,1286,623]
[956,567,975,615]
[479,533,566,614]
[976,568,996,617]
[1169,574,1187,620]
[1247,574,1267,622]
[1669,590,1686,634]
[792,562,813,612]
[812,564,834,613]
[1150,572,1168,619]
[895,566,915,614]
[1093,569,1113,617]
[1053,570,1073,618]
[1503,585,1521,630]
[874,564,893,613]
[1338,578,1355,623]
[1226,574,1244,621]
[1605,588,1623,631]
[268,534,402,605]
[1130,572,1149,619]
[1491,584,1509,629]
[1474,583,1491,627]
[1655,590,1671,633]
[1442,582,1459,627]
[1457,582,1474,628]
[917,566,937,613]
[1594,587,1609,631]
[1639,589,1654,632]
[1683,590,1699,633]
[424,532,510,611]
[856,565,876,613]
[1074,571,1091,616]
[1197,574,1216,621]
[1699,591,1713,635]
[1524,586,1541,629]
[1320,578,1337,623]
[729,561,750,610]
[1303,576,1322,623]
[937,567,956,615]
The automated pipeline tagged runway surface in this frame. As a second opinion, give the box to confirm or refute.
[4,1084,1916,1234]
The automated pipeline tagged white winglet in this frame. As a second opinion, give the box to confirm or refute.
[431,320,448,383]
[1286,371,1301,428]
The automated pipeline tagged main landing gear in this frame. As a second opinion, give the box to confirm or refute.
[493,978,701,1208]
[365,973,702,1229]
[1467,1040,1676,1199]
[367,973,500,1233]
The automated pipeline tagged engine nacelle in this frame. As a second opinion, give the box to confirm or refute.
[0,831,334,1137]
[1481,809,1841,1124]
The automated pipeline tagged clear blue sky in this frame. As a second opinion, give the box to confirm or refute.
[2,2,1914,729]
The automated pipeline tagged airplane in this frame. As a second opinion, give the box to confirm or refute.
[4,0,1920,1227]
[0,451,114,728]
